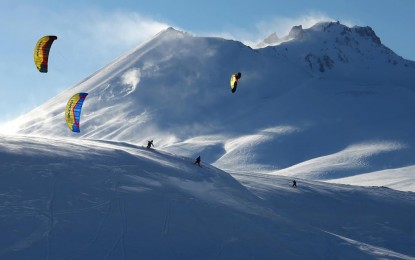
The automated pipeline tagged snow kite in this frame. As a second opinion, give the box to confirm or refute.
[65,93,88,132]
[34,35,57,73]
[230,72,241,93]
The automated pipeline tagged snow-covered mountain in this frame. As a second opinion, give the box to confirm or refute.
[1,21,415,259]
[0,135,414,259]
[5,21,415,191]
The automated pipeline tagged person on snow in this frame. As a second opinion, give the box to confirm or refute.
[292,180,297,187]
[146,140,154,149]
[194,156,201,166]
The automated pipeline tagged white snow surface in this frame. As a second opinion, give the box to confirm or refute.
[1,21,415,258]
[0,135,414,259]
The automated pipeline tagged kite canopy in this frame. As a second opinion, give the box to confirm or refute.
[230,72,241,93]
[65,93,88,132]
[34,35,57,73]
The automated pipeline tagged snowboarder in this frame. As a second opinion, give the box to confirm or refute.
[292,180,297,188]
[194,156,201,167]
[146,140,154,149]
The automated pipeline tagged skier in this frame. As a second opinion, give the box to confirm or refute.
[146,140,154,149]
[194,156,201,167]
[292,180,297,188]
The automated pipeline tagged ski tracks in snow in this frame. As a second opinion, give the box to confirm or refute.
[68,200,113,260]
[46,172,57,260]
[102,198,127,260]
[162,202,171,237]
[69,169,128,260]
[324,230,415,260]
[104,171,128,260]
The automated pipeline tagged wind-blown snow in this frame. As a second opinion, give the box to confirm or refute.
[121,68,141,95]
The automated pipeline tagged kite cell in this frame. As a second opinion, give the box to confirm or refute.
[65,93,88,132]
[34,35,57,73]
[230,72,241,93]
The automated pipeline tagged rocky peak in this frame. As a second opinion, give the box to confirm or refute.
[263,32,280,45]
[256,32,280,48]
[353,26,381,45]
[288,25,304,39]
[256,25,304,48]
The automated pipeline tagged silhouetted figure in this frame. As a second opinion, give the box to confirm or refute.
[147,140,154,149]
[194,156,201,167]
[292,180,297,188]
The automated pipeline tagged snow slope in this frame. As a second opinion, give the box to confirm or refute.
[0,135,414,259]
[3,22,415,191]
[327,165,415,191]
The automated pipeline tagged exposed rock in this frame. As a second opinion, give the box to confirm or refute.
[288,25,304,39]
[256,32,280,48]
[354,26,381,45]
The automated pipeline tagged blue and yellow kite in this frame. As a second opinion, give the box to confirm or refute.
[65,93,88,132]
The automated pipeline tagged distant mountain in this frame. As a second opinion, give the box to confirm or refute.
[256,32,280,48]
[7,22,415,191]
[259,22,415,81]
[256,25,304,47]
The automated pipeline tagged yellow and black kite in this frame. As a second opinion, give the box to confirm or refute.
[34,35,57,73]
[230,72,241,93]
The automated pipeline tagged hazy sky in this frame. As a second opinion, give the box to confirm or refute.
[1,0,414,124]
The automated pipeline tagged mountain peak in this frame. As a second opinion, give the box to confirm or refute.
[164,26,182,33]
[353,25,381,45]
[288,25,304,39]
[256,32,280,48]
[257,21,383,48]
[256,25,304,48]
[257,20,415,76]
[151,26,189,41]
[265,32,280,43]
[309,21,381,45]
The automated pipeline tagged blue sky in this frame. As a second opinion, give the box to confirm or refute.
[1,0,414,125]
